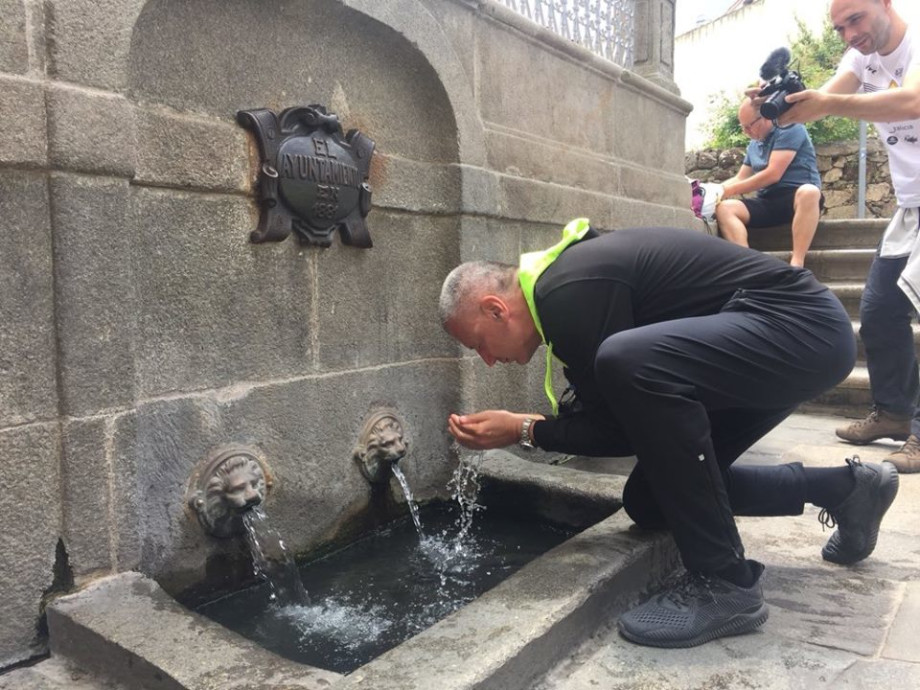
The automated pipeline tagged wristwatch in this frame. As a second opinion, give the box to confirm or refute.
[519,417,536,450]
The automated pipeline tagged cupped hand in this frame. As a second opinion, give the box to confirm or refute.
[447,410,542,450]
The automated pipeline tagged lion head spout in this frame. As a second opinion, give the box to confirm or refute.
[354,411,409,484]
[188,446,271,537]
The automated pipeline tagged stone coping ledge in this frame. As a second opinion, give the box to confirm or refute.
[47,451,677,690]
[46,572,342,690]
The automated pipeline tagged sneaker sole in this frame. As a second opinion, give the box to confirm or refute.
[822,461,900,565]
[617,605,769,649]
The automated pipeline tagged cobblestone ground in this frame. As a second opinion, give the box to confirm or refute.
[539,413,920,690]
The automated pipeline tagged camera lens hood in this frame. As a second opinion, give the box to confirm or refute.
[760,97,783,121]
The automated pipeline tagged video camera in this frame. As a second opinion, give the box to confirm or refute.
[757,47,805,120]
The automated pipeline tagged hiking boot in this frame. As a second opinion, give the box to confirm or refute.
[820,457,899,565]
[835,408,910,445]
[617,560,768,648]
[885,434,920,474]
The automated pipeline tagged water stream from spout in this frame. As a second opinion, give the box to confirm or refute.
[390,463,423,536]
[243,505,310,606]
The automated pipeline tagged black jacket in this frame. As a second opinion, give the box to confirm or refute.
[529,227,828,455]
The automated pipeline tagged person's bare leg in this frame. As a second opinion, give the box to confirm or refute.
[716,200,751,247]
[790,184,821,268]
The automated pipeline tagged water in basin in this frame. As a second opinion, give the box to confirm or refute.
[195,501,577,673]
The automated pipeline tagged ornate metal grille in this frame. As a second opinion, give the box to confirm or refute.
[499,0,635,68]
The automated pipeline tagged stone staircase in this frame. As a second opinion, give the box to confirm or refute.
[746,217,892,418]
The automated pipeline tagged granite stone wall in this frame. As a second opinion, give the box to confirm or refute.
[0,0,692,666]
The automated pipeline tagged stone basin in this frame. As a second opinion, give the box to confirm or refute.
[46,451,677,690]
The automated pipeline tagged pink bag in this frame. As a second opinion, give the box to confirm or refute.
[689,179,724,222]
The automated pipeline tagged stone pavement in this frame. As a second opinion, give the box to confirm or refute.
[538,413,920,689]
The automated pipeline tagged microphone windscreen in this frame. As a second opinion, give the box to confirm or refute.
[760,47,791,80]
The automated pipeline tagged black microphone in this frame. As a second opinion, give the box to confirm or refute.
[760,47,791,80]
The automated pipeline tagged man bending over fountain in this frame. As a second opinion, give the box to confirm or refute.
[438,218,899,648]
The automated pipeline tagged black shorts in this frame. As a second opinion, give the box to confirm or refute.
[742,189,825,228]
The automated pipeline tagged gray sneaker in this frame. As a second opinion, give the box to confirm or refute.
[820,457,899,565]
[617,561,768,648]
[836,407,910,445]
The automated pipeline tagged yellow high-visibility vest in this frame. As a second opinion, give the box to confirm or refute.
[517,218,592,413]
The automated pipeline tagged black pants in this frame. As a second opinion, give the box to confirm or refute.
[860,251,920,435]
[592,281,855,573]
[742,188,826,228]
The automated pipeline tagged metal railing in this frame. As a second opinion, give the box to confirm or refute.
[499,0,636,68]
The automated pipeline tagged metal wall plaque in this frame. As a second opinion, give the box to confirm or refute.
[237,105,375,247]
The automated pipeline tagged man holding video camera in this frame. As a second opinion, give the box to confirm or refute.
[776,0,920,473]
[716,96,824,268]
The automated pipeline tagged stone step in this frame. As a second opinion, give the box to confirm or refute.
[851,321,920,363]
[801,366,871,417]
[825,281,864,318]
[759,248,876,282]
[805,248,876,282]
[747,218,887,252]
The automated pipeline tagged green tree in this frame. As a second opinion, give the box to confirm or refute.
[701,18,861,149]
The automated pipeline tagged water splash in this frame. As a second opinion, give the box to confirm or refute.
[420,449,487,586]
[278,596,393,653]
[243,506,310,606]
[391,463,423,536]
[447,448,485,543]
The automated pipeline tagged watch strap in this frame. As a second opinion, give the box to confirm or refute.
[520,417,535,449]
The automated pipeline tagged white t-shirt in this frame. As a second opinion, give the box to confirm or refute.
[837,28,920,208]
